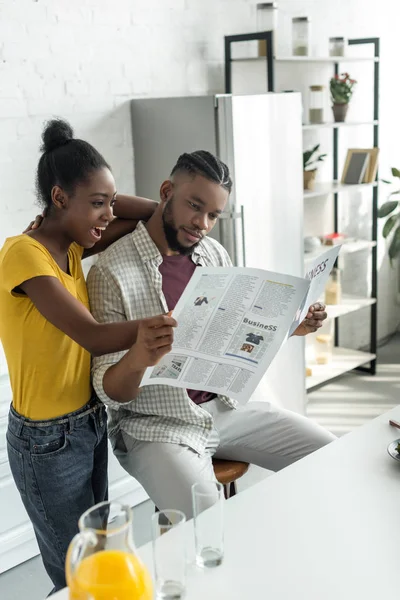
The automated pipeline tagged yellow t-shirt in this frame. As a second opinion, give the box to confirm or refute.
[0,235,92,420]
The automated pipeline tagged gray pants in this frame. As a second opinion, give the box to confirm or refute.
[114,400,335,518]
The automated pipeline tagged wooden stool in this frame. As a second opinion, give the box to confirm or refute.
[212,458,249,499]
[154,459,249,513]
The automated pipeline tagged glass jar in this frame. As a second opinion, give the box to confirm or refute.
[292,16,310,56]
[257,3,278,57]
[314,332,333,365]
[309,85,325,124]
[329,37,345,57]
[325,268,342,305]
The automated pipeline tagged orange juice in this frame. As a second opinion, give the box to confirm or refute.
[69,549,153,600]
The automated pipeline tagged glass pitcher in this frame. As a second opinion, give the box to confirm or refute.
[66,501,153,600]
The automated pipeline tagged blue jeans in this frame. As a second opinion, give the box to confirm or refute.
[6,397,108,594]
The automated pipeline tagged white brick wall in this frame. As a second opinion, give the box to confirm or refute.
[0,0,398,346]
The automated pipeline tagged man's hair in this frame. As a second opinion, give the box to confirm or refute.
[170,150,232,193]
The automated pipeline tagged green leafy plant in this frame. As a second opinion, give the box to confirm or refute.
[378,167,400,265]
[330,72,357,105]
[303,144,327,171]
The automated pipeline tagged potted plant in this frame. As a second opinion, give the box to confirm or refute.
[379,167,400,265]
[330,72,357,122]
[303,144,327,191]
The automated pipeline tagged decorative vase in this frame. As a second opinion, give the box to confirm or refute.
[303,169,317,191]
[332,103,349,123]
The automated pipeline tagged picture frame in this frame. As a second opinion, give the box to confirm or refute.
[361,147,379,183]
[341,149,370,185]
[341,148,379,184]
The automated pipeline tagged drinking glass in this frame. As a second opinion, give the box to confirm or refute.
[152,509,187,599]
[192,481,224,568]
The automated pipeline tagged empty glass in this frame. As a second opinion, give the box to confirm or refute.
[152,509,187,600]
[192,481,224,568]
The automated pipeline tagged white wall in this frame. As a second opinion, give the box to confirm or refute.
[1,0,398,351]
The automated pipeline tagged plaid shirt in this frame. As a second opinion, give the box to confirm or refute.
[88,222,238,455]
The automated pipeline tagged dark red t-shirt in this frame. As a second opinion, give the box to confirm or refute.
[159,254,216,406]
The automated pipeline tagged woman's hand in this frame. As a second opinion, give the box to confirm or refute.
[22,212,45,233]
[128,314,177,370]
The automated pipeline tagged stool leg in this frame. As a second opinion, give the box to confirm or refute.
[223,484,230,499]
[229,481,237,497]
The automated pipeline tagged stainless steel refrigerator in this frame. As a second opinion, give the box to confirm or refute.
[131,93,306,414]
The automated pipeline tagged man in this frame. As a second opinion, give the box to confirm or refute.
[88,150,335,517]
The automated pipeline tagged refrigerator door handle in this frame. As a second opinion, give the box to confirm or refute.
[218,209,245,266]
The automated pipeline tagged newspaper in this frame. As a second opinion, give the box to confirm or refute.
[289,244,341,336]
[140,246,340,403]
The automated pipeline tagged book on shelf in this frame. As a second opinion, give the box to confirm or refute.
[320,233,347,246]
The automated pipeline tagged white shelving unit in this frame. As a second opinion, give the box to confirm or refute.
[225,33,379,393]
[304,181,378,200]
[306,348,376,391]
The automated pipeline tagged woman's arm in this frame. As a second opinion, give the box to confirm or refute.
[19,275,172,357]
[113,194,158,220]
[83,194,158,258]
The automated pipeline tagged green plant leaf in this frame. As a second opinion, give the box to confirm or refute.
[388,189,400,197]
[303,145,325,169]
[382,214,399,238]
[381,179,392,184]
[378,200,399,218]
[388,225,400,265]
[391,167,400,178]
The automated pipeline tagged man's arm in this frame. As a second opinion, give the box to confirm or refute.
[89,264,176,405]
[291,302,327,336]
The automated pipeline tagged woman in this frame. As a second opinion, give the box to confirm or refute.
[0,119,175,593]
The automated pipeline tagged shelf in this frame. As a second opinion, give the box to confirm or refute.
[304,181,378,200]
[340,240,377,254]
[304,240,376,262]
[276,56,379,63]
[303,120,378,131]
[306,347,376,391]
[326,297,376,319]
[231,56,379,63]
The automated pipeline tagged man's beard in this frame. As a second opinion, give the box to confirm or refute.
[162,199,201,256]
